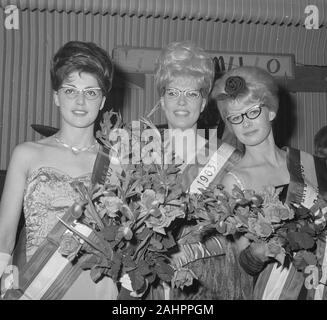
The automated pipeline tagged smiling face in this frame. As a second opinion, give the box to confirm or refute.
[226,100,276,147]
[160,76,206,130]
[53,71,106,129]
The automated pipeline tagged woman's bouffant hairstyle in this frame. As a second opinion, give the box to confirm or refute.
[211,66,279,122]
[50,41,114,97]
[154,41,214,98]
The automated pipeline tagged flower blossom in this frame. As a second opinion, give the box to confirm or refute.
[100,196,123,217]
[248,214,273,238]
[145,204,185,235]
[172,268,197,289]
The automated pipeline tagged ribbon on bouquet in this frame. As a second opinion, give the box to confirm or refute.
[254,147,327,300]
[4,145,116,300]
[172,237,225,269]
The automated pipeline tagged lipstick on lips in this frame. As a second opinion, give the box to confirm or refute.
[243,129,258,136]
[72,110,88,116]
[174,110,190,116]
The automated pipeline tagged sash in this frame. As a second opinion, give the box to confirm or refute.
[285,148,327,210]
[4,145,114,300]
[305,233,327,300]
[287,148,327,300]
[163,142,241,299]
[253,262,305,300]
[189,142,240,193]
[254,147,327,300]
[174,141,241,262]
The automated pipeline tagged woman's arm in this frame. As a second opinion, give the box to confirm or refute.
[221,173,270,276]
[239,242,270,276]
[0,144,31,255]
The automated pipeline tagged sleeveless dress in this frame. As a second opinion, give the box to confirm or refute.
[22,167,118,300]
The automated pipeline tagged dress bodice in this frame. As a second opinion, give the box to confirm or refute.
[23,167,91,260]
[226,171,289,202]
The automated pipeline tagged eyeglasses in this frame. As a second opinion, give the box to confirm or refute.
[165,87,202,100]
[226,104,264,125]
[59,86,102,100]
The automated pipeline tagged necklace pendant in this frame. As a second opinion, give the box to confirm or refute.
[71,147,80,154]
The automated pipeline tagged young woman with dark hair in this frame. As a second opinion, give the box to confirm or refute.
[0,41,118,300]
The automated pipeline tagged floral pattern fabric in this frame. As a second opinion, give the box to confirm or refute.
[23,167,91,260]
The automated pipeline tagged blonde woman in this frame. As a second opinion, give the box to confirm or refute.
[212,66,327,300]
[151,41,252,300]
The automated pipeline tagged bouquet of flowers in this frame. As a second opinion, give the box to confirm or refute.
[55,110,327,297]
[182,183,326,274]
[56,111,193,298]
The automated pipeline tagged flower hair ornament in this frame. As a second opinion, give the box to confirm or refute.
[216,76,247,100]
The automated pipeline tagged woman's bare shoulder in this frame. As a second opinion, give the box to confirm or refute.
[13,139,50,154]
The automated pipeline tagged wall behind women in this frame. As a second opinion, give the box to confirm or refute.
[0,6,326,169]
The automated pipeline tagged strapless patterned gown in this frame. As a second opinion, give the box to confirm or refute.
[23,167,118,300]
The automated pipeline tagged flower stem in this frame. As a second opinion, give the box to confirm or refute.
[85,196,105,229]
[132,231,153,262]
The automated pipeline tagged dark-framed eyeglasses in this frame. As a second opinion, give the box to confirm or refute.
[226,104,264,125]
[59,86,102,100]
[165,87,202,100]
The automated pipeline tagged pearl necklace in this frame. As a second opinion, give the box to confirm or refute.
[54,135,98,154]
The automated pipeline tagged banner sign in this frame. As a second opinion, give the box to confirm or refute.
[113,47,295,78]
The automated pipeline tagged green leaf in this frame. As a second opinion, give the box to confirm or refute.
[166,185,183,202]
[178,229,202,245]
[293,250,318,271]
[121,204,134,220]
[129,269,146,292]
[150,237,163,250]
[155,260,174,282]
[145,272,157,284]
[103,225,119,241]
[122,255,137,269]
[137,260,152,276]
[244,232,259,242]
[90,266,104,283]
[287,231,315,250]
[135,226,151,240]
[302,251,318,265]
[161,232,177,249]
[299,223,316,236]
[110,255,123,281]
[194,209,211,221]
